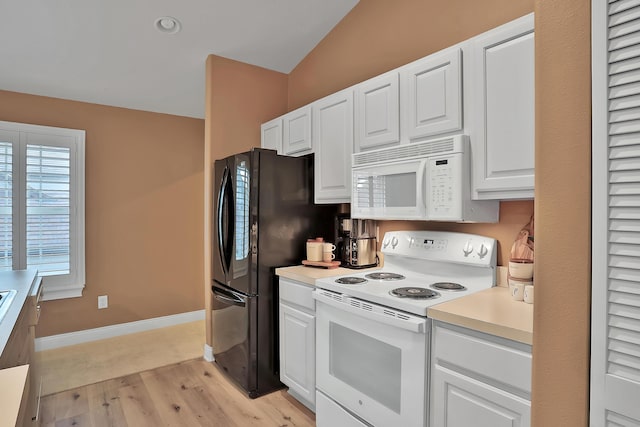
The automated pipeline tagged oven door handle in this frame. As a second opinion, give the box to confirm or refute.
[313,289,428,333]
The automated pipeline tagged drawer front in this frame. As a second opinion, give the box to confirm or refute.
[279,278,315,312]
[433,322,532,395]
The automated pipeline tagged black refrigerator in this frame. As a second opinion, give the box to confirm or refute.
[212,148,337,398]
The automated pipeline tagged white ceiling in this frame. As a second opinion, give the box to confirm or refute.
[0,0,359,119]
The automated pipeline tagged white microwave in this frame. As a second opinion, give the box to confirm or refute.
[351,135,499,222]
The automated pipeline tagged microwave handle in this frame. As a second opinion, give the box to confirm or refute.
[417,160,427,211]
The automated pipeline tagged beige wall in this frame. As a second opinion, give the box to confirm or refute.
[0,90,205,337]
[203,56,288,347]
[532,0,591,424]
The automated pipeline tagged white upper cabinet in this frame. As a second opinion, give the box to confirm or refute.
[471,13,535,200]
[401,47,463,141]
[355,71,400,152]
[259,13,535,203]
[313,88,354,204]
[282,105,313,156]
[261,117,282,154]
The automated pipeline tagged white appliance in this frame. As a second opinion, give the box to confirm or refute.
[351,135,499,222]
[313,230,497,427]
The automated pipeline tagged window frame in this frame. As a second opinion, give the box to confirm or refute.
[1,120,85,300]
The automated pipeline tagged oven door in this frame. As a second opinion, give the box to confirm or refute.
[351,158,427,220]
[314,289,429,427]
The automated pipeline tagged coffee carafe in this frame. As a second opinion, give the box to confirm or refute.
[335,215,378,268]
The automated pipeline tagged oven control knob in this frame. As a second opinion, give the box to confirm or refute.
[383,238,390,248]
[463,241,473,256]
[391,236,399,248]
[477,244,489,258]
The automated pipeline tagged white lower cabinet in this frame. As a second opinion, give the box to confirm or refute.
[278,278,316,411]
[431,321,532,427]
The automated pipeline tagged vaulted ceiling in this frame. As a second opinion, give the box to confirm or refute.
[0,0,359,118]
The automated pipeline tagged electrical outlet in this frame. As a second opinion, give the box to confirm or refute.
[98,295,108,309]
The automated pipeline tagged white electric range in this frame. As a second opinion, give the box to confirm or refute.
[313,230,497,427]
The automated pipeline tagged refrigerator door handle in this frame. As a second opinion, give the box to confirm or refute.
[217,167,234,277]
[212,286,247,308]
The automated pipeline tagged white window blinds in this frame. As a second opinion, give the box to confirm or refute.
[0,121,85,300]
[26,144,71,276]
[591,0,640,424]
[0,141,12,270]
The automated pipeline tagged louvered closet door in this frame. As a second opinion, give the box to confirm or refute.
[591,0,640,425]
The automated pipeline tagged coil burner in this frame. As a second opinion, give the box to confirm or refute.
[365,272,405,281]
[335,277,368,285]
[430,282,467,292]
[389,287,440,299]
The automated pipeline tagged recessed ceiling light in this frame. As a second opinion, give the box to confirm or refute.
[154,16,181,34]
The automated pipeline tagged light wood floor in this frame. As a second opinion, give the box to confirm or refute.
[36,321,205,396]
[40,358,316,427]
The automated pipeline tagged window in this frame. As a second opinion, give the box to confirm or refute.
[0,121,85,300]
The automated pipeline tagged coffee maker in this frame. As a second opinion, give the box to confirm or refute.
[335,215,378,269]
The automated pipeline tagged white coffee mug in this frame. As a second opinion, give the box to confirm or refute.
[524,285,534,304]
[509,282,525,301]
[323,243,336,252]
[322,242,336,262]
[322,251,335,262]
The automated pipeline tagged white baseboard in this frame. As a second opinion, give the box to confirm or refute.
[203,344,214,362]
[35,309,205,352]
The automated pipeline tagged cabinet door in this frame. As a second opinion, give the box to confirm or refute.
[355,72,400,151]
[283,105,312,156]
[401,47,462,140]
[472,13,535,199]
[313,89,354,203]
[279,303,315,409]
[431,365,531,427]
[261,118,282,154]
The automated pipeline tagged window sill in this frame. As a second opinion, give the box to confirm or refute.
[42,284,84,301]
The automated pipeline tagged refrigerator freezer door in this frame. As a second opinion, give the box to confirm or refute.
[211,283,257,395]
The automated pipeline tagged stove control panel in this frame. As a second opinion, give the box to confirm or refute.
[408,237,448,251]
[381,230,497,267]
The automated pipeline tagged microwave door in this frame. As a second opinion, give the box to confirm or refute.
[351,159,427,220]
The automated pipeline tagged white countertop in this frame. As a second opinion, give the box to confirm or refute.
[428,287,534,345]
[275,264,382,285]
[0,269,40,357]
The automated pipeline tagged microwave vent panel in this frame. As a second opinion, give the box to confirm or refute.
[353,135,466,167]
